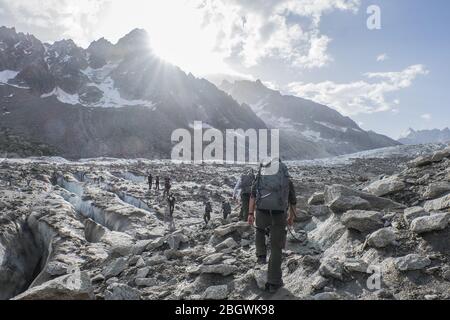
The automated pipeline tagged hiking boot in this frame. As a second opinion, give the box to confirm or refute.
[265,283,283,294]
[257,256,267,265]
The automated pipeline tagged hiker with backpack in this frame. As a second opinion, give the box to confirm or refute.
[222,200,231,221]
[247,158,297,294]
[163,177,172,197]
[155,176,160,191]
[148,174,153,190]
[233,168,255,222]
[204,201,212,226]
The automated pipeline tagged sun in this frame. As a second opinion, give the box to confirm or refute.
[136,1,233,76]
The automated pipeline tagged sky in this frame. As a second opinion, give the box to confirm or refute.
[0,0,449,139]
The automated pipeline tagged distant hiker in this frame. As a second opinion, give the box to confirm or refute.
[222,200,231,220]
[50,171,58,186]
[248,158,297,294]
[163,177,172,197]
[168,193,176,218]
[204,201,212,226]
[148,174,153,190]
[155,176,160,190]
[233,168,255,222]
[166,194,176,231]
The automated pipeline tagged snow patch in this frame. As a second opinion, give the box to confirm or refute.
[41,87,80,105]
[316,121,349,133]
[0,70,19,84]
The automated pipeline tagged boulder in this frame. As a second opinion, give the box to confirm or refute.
[319,258,344,280]
[308,192,325,205]
[312,292,341,300]
[135,278,158,287]
[394,254,431,271]
[343,259,369,273]
[102,257,128,278]
[105,283,141,300]
[198,264,238,276]
[13,271,94,300]
[145,255,167,266]
[404,207,429,225]
[364,175,406,197]
[341,210,384,233]
[367,228,396,248]
[214,222,251,237]
[423,182,450,199]
[215,238,238,251]
[324,185,404,214]
[328,196,371,214]
[202,285,229,300]
[203,253,224,265]
[424,194,450,212]
[431,147,450,162]
[410,213,449,234]
[167,232,189,250]
[309,205,331,217]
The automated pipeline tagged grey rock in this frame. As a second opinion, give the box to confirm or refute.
[145,255,167,266]
[13,271,94,300]
[423,182,450,199]
[341,210,384,233]
[203,253,224,265]
[202,285,229,300]
[410,213,449,234]
[105,283,141,300]
[102,257,128,278]
[394,254,431,271]
[424,194,450,212]
[343,259,369,273]
[135,278,158,287]
[308,192,325,205]
[214,222,251,237]
[364,175,406,197]
[312,292,341,300]
[404,207,429,225]
[198,264,238,276]
[136,267,150,278]
[215,238,238,251]
[309,205,331,217]
[367,228,396,248]
[319,258,344,280]
[325,185,404,214]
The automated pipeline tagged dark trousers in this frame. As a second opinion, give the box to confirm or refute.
[255,209,287,286]
[240,193,250,221]
[204,211,211,225]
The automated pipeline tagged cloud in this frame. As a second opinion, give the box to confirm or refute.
[0,0,110,46]
[421,113,432,121]
[288,64,429,116]
[195,0,360,69]
[376,53,389,62]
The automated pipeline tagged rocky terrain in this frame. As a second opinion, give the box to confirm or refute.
[0,144,449,300]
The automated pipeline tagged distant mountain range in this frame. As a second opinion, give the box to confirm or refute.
[398,128,450,145]
[0,26,399,160]
[220,80,399,159]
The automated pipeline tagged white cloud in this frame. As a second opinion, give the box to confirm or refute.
[288,64,429,116]
[376,53,389,62]
[0,0,110,46]
[195,0,360,69]
[421,113,432,121]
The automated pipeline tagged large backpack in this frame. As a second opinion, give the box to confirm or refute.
[240,172,255,195]
[255,160,290,211]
